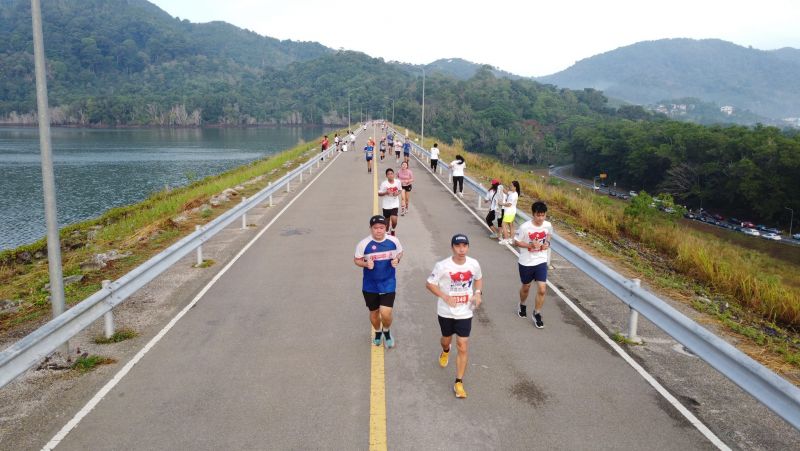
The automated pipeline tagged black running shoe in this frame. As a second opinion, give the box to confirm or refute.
[533,312,545,329]
[517,304,527,318]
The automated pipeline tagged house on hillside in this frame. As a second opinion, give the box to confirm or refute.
[720,105,735,115]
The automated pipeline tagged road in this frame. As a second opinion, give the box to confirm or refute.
[42,130,723,450]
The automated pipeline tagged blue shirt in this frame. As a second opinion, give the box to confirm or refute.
[364,145,374,159]
[354,235,403,293]
[402,142,411,154]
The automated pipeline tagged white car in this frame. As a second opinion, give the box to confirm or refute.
[761,232,781,241]
[794,233,800,241]
[742,228,760,237]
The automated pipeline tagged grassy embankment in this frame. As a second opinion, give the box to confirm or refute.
[0,132,342,337]
[413,133,800,376]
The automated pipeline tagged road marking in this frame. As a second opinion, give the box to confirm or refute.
[42,151,342,451]
[368,129,388,451]
[410,151,730,450]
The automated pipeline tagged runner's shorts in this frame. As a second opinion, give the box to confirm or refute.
[363,291,396,311]
[519,262,548,284]
[402,185,412,192]
[438,315,472,337]
[382,208,399,218]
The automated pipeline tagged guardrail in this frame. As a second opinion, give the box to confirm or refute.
[0,135,352,389]
[396,127,800,429]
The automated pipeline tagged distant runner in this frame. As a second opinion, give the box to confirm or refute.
[394,139,402,163]
[364,139,375,173]
[426,234,483,398]
[402,139,411,164]
[513,201,552,328]
[397,161,414,216]
[354,215,403,348]
[320,135,329,161]
[379,168,403,235]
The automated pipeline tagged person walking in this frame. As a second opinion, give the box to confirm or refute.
[499,181,520,245]
[513,201,552,328]
[426,234,483,398]
[397,161,414,216]
[379,168,403,235]
[485,179,505,239]
[430,143,440,171]
[350,130,356,150]
[354,215,403,348]
[364,140,375,173]
[450,155,466,197]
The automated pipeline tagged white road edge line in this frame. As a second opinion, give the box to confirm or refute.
[410,152,730,451]
[42,151,342,451]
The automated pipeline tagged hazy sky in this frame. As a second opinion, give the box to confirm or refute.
[150,0,800,77]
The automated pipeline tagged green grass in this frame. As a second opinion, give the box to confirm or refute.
[72,354,116,373]
[93,328,138,344]
[611,332,642,345]
[194,259,215,269]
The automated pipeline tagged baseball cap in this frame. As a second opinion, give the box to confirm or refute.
[451,234,469,245]
[491,179,500,185]
[370,215,388,227]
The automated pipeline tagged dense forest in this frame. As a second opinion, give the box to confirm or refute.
[0,0,797,223]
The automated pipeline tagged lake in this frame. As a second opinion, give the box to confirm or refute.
[0,126,334,250]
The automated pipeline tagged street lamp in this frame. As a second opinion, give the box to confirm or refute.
[786,207,794,237]
[421,67,425,149]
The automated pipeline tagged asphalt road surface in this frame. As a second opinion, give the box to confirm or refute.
[51,130,716,450]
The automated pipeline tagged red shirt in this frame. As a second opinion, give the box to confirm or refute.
[321,138,329,150]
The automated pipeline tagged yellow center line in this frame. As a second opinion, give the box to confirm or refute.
[369,130,388,451]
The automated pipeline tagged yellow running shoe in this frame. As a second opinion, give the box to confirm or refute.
[454,381,467,399]
[439,350,449,368]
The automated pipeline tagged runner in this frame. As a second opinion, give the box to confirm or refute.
[379,136,387,161]
[354,215,403,348]
[320,135,329,161]
[499,181,520,245]
[430,143,440,171]
[402,139,411,164]
[387,132,394,155]
[426,234,483,399]
[364,139,375,173]
[394,138,402,163]
[513,201,552,328]
[485,179,504,239]
[378,168,403,235]
[450,155,466,197]
[397,161,414,216]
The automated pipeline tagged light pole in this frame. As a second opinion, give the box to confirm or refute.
[391,98,395,125]
[786,207,794,237]
[421,67,425,149]
[32,0,68,355]
[347,95,350,129]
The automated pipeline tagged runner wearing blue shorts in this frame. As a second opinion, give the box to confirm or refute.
[513,201,553,328]
[364,140,375,173]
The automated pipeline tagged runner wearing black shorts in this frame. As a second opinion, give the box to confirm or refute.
[426,234,483,398]
[354,215,403,348]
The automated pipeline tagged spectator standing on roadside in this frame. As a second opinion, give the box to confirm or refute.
[485,179,504,239]
[321,135,329,161]
[450,155,466,197]
[499,181,520,245]
[430,143,440,171]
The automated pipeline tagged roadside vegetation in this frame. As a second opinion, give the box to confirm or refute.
[417,134,800,377]
[0,135,336,337]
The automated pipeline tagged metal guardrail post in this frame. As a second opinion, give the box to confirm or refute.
[241,197,247,229]
[300,171,303,183]
[628,279,643,343]
[268,182,273,207]
[477,192,482,210]
[102,280,114,339]
[195,225,203,266]
[286,179,291,193]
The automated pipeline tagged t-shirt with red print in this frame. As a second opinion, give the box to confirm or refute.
[427,256,483,320]
[515,220,553,267]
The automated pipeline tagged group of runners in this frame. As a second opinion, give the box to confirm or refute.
[354,127,554,398]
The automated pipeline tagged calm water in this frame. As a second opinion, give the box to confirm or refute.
[0,126,332,250]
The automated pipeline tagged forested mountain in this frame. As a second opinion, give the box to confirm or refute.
[539,39,800,120]
[420,58,519,80]
[0,0,797,223]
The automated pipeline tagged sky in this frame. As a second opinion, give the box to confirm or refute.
[149,0,800,77]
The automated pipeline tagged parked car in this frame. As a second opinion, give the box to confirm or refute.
[727,217,741,225]
[629,191,638,197]
[764,227,781,235]
[713,214,724,221]
[794,233,800,240]
[742,228,760,237]
[742,221,755,229]
[620,194,630,200]
[761,232,781,241]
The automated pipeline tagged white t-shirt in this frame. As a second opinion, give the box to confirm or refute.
[450,160,465,177]
[504,191,518,215]
[427,256,483,320]
[515,220,553,267]
[379,179,403,210]
[350,133,356,143]
[486,187,505,211]
[342,143,348,152]
[334,136,340,144]
[430,147,440,160]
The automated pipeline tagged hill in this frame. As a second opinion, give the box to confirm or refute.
[539,38,800,120]
[421,58,520,80]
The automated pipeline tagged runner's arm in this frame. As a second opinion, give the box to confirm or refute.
[426,281,453,306]
[473,278,483,308]
[354,256,374,269]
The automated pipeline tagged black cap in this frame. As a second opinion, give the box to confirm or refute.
[370,215,388,227]
[451,234,469,245]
